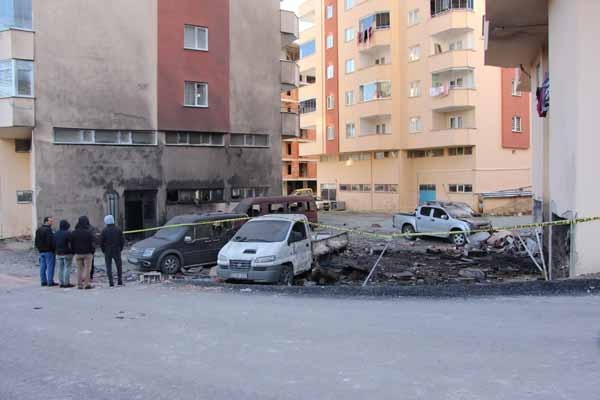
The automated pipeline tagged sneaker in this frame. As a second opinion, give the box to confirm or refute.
[41,282,48,287]
[48,282,58,287]
[65,284,75,288]
[84,285,94,290]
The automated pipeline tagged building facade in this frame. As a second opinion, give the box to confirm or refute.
[0,0,298,238]
[296,0,531,212]
[485,0,600,276]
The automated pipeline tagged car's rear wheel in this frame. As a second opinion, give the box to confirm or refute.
[160,254,181,274]
[402,224,416,241]
[278,265,294,286]
[450,231,467,246]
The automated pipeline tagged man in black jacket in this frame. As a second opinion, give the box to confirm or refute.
[54,220,74,288]
[34,216,56,286]
[72,216,95,289]
[100,215,125,287]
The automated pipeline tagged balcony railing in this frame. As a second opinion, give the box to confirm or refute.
[281,110,300,138]
[280,60,299,88]
[280,10,299,39]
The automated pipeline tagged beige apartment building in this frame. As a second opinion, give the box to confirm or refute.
[297,0,531,212]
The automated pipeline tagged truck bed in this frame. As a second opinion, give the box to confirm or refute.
[311,232,349,257]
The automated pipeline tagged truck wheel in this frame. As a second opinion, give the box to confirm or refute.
[160,254,181,274]
[450,231,467,246]
[402,224,416,241]
[278,265,294,286]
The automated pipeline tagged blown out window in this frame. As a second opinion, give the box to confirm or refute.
[184,82,208,107]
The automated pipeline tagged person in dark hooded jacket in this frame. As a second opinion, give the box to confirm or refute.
[54,220,74,288]
[100,215,125,286]
[71,216,95,289]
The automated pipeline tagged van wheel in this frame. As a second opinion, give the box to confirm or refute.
[402,224,416,241]
[160,254,181,274]
[278,265,294,286]
[450,231,467,246]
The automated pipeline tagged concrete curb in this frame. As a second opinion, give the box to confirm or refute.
[174,278,600,299]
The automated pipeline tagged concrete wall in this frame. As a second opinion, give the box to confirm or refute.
[229,0,283,195]
[548,0,600,275]
[0,139,32,238]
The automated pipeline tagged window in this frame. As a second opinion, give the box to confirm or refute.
[326,4,334,19]
[345,27,355,42]
[167,188,224,204]
[345,59,355,74]
[375,12,390,29]
[345,90,354,106]
[408,9,420,26]
[286,143,292,155]
[409,117,422,133]
[53,129,157,145]
[184,82,208,107]
[339,152,370,162]
[165,132,224,146]
[432,208,448,219]
[326,34,334,49]
[345,0,354,10]
[300,98,317,114]
[326,65,334,79]
[449,116,463,129]
[231,187,268,201]
[375,124,387,135]
[407,150,426,159]
[431,0,475,17]
[184,25,208,51]
[0,60,34,97]
[429,148,444,157]
[374,151,398,160]
[326,95,335,110]
[320,183,337,201]
[340,184,371,192]
[449,184,473,193]
[346,123,356,138]
[449,77,464,89]
[409,81,421,97]
[408,45,421,62]
[299,40,316,59]
[320,155,336,163]
[512,79,522,96]
[16,190,32,203]
[291,222,308,242]
[512,116,522,132]
[286,164,292,175]
[14,139,31,153]
[0,0,32,30]
[326,126,335,140]
[448,146,473,156]
[374,184,399,193]
[359,81,391,102]
[449,40,463,51]
[230,134,269,147]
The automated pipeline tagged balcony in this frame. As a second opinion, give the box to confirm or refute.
[430,88,476,112]
[0,97,35,139]
[0,29,34,60]
[281,10,299,44]
[404,128,476,150]
[429,9,479,36]
[357,28,391,53]
[281,111,300,138]
[429,49,476,73]
[280,60,299,90]
[484,0,548,67]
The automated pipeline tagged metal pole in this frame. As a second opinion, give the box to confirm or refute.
[362,240,392,287]
[516,232,547,280]
[535,228,549,281]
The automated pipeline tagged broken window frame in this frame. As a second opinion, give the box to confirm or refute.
[165,132,224,146]
[166,188,225,205]
[53,128,157,146]
[229,134,270,148]
[16,190,33,203]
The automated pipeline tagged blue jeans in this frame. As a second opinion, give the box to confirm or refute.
[39,252,56,285]
[56,255,73,286]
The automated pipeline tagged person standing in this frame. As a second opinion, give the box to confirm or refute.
[100,215,125,287]
[71,216,95,290]
[34,216,56,287]
[54,220,74,288]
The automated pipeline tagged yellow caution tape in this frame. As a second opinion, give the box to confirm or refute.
[123,214,600,241]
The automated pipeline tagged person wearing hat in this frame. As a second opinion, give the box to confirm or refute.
[100,215,125,287]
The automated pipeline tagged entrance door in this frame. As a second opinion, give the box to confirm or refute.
[125,201,143,232]
[124,190,157,238]
[419,184,436,204]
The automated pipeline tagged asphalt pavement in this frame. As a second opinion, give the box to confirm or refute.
[1,282,599,400]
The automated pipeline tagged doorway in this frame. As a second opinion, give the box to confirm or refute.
[419,184,436,204]
[124,190,157,237]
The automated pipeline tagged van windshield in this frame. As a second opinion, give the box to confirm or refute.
[233,220,290,243]
[154,226,188,241]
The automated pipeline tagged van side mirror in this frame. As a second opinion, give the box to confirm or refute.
[184,236,193,244]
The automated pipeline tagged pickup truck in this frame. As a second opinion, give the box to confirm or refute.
[392,202,493,246]
[216,214,348,285]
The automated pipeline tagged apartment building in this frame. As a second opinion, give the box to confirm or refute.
[485,0,600,277]
[0,0,298,239]
[296,0,531,212]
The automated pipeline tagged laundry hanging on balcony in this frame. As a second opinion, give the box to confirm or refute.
[536,75,550,117]
[357,14,375,44]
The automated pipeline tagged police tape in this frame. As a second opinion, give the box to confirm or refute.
[123,215,600,241]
